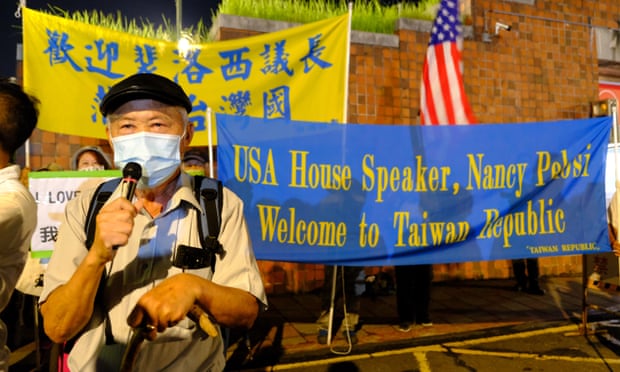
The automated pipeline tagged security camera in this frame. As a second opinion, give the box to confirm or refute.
[495,22,512,35]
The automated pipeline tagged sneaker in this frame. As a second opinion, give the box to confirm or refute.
[397,322,412,332]
[343,330,358,344]
[316,310,330,328]
[317,329,328,344]
[420,321,433,327]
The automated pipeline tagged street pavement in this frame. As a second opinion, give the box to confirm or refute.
[224,275,620,371]
[251,323,620,372]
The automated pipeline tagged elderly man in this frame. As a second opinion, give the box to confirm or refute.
[40,73,266,371]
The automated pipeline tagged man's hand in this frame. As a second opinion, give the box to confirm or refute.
[609,224,620,257]
[127,274,199,340]
[612,240,620,257]
[127,273,259,341]
[90,198,142,263]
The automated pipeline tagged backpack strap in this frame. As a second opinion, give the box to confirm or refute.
[84,178,121,248]
[80,178,121,347]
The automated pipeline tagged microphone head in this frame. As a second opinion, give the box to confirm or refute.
[122,162,142,180]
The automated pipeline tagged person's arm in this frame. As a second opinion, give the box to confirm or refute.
[0,199,30,312]
[127,273,258,339]
[41,197,140,343]
[195,279,259,329]
[40,250,107,342]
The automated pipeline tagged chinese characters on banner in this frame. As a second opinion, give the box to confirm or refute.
[22,8,349,145]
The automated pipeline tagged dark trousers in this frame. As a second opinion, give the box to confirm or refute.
[512,258,540,288]
[394,264,432,324]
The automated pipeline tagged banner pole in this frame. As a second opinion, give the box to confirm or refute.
[612,100,619,284]
[14,30,29,169]
[175,0,182,42]
[326,3,352,345]
[341,3,353,124]
[613,99,619,190]
[327,265,338,345]
[327,1,352,345]
[206,108,214,178]
[25,139,30,169]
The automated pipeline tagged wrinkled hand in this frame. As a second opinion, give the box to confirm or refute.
[127,274,199,341]
[90,197,142,263]
[612,240,620,257]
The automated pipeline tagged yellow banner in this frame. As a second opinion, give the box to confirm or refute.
[22,8,349,145]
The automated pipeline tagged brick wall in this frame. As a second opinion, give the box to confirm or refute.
[20,0,620,294]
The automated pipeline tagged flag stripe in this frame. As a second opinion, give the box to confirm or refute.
[436,43,457,124]
[425,48,444,124]
[421,56,438,124]
[448,42,476,124]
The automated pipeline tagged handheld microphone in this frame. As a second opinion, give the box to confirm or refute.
[120,162,142,201]
[113,162,142,250]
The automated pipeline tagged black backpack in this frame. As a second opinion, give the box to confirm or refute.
[84,175,224,271]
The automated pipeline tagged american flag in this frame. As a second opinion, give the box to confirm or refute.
[420,0,476,125]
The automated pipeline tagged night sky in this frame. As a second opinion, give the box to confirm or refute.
[1,0,221,78]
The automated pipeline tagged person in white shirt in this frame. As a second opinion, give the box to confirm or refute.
[0,79,39,371]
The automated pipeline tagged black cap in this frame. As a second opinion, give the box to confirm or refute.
[100,73,192,116]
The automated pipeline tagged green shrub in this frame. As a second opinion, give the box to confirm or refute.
[43,0,441,43]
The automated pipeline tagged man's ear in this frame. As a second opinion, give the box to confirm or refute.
[182,122,195,149]
[106,126,113,150]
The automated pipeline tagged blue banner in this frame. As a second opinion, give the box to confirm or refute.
[216,114,612,265]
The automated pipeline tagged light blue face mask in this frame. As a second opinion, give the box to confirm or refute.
[112,132,182,189]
